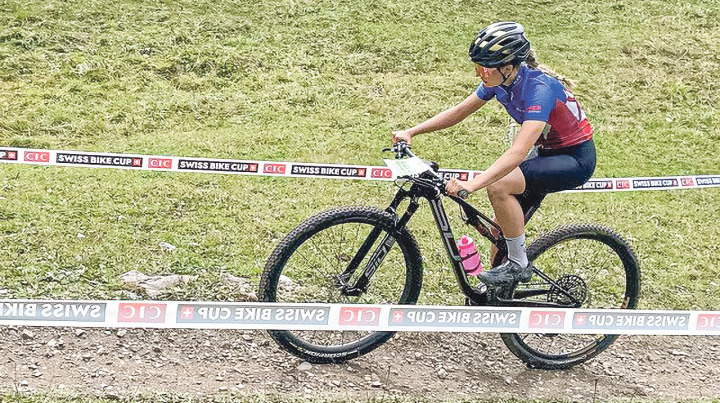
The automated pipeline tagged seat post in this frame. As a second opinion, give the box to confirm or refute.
[522,194,546,224]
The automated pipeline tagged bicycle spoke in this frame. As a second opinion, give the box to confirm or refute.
[337,224,348,263]
[266,213,415,352]
[504,225,640,368]
[310,235,337,272]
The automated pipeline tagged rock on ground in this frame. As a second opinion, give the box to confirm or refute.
[0,327,717,400]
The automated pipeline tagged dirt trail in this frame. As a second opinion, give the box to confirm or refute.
[1,327,718,401]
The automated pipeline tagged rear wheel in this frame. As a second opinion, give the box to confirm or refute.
[500,224,641,369]
[259,206,423,363]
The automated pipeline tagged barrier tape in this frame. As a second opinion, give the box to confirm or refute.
[3,300,720,335]
[2,147,719,192]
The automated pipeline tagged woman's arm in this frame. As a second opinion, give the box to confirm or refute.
[392,93,487,144]
[459,120,546,193]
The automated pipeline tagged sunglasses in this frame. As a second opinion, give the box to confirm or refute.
[474,64,494,77]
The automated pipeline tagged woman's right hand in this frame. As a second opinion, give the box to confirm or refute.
[391,129,414,145]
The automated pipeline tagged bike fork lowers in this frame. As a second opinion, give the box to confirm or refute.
[337,191,418,296]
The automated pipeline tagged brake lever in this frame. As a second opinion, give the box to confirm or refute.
[432,173,469,200]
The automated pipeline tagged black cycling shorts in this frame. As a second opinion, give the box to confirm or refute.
[515,139,596,214]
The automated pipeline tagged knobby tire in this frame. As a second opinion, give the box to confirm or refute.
[500,223,641,369]
[259,206,423,364]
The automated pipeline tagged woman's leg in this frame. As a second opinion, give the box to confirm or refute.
[481,142,596,285]
[486,167,526,239]
[479,167,534,285]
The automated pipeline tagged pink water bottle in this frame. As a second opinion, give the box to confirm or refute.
[457,235,483,276]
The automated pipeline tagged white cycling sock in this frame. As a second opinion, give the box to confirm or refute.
[505,234,529,268]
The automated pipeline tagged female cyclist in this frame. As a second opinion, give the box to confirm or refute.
[391,21,595,286]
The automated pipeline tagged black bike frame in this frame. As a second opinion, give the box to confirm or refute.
[338,178,502,305]
[338,167,580,307]
[387,181,507,305]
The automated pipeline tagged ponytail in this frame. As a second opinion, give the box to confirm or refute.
[525,49,576,90]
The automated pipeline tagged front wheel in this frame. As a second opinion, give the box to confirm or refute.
[259,206,423,364]
[500,224,641,369]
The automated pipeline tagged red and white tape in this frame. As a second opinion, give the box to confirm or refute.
[2,300,720,335]
[1,147,719,192]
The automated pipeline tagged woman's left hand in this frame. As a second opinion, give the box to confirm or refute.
[445,178,473,197]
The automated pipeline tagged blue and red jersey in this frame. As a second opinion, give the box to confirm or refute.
[475,64,593,150]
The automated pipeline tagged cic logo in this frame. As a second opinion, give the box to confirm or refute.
[529,311,565,329]
[696,314,720,331]
[616,180,631,189]
[371,168,392,179]
[681,177,695,187]
[24,151,50,162]
[118,302,167,323]
[148,158,173,169]
[339,307,381,326]
[263,163,286,174]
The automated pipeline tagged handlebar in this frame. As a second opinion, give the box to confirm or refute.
[384,141,469,200]
[383,140,415,159]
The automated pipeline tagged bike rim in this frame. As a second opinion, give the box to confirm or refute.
[512,234,635,359]
[272,219,411,349]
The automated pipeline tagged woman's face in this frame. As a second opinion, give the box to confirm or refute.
[475,64,513,87]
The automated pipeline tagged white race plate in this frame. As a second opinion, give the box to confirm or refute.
[383,157,430,178]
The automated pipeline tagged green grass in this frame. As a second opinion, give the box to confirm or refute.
[1,0,719,311]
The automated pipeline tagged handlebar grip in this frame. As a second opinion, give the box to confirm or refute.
[457,190,469,200]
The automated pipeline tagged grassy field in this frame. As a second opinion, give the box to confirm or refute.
[0,0,719,402]
[1,0,719,309]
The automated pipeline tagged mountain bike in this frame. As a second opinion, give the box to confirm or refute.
[259,142,640,369]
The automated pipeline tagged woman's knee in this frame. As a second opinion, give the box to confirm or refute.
[486,169,526,202]
[486,182,505,203]
[487,179,517,202]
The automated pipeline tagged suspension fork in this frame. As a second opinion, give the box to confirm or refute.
[337,189,419,296]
